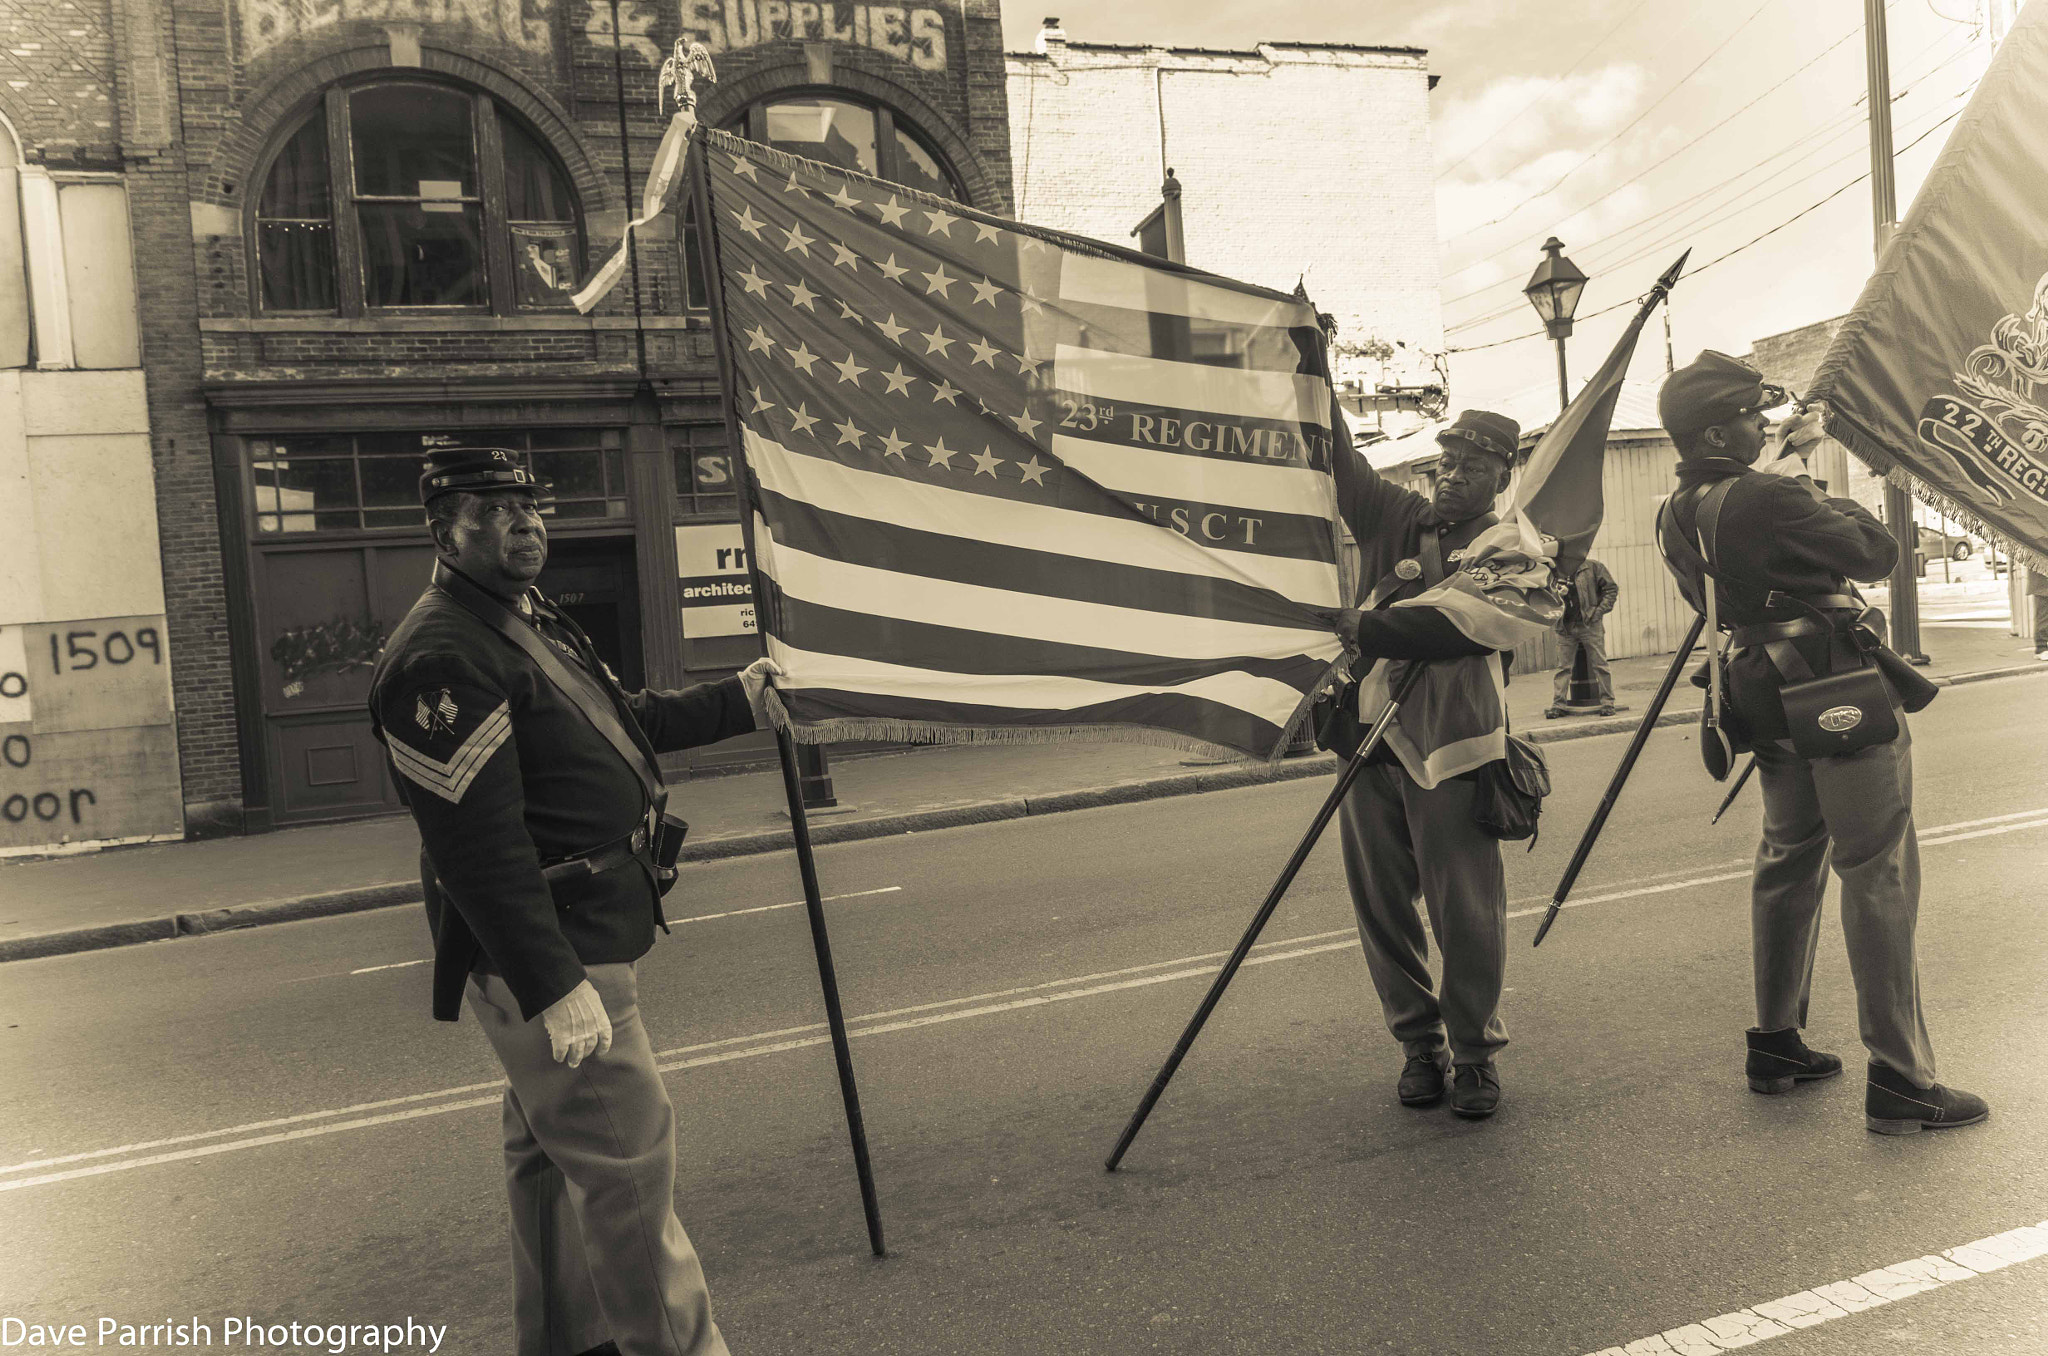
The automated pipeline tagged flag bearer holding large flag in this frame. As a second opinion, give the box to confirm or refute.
[1654,353,1985,1135]
[1322,409,1526,1120]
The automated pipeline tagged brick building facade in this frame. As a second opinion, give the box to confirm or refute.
[117,0,1012,833]
[22,1,1450,840]
[1006,20,1444,418]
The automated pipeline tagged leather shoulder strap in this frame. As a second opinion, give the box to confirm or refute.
[1417,527,1446,587]
[1694,478,1737,571]
[429,563,666,810]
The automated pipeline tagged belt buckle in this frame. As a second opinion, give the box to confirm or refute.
[630,824,648,853]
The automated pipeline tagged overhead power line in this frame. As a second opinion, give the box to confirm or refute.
[1447,88,1965,336]
[1445,104,1967,354]
[1441,0,1780,245]
[1437,16,1870,288]
[1440,34,1981,324]
[1433,0,1656,180]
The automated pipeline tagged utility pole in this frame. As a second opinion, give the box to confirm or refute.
[1864,0,1930,662]
[1663,306,1676,374]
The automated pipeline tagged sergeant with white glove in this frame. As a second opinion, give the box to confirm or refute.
[541,978,613,1067]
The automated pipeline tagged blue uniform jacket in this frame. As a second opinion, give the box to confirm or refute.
[369,566,754,1022]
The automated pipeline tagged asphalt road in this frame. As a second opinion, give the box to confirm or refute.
[3,676,2045,1356]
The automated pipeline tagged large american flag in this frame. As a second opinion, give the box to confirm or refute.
[700,128,1347,761]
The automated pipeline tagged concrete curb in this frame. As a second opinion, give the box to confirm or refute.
[6,660,2040,965]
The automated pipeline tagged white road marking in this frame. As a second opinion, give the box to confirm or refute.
[330,887,906,979]
[5,811,2045,1193]
[676,884,902,925]
[1583,1220,2048,1356]
[1507,871,1752,921]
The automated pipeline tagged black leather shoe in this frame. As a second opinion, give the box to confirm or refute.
[1450,1064,1500,1119]
[575,1345,620,1356]
[1865,1062,1988,1135]
[1746,1026,1844,1094]
[1397,1053,1450,1106]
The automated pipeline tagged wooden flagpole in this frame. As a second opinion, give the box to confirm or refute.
[688,128,887,1259]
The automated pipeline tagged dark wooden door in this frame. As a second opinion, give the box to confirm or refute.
[251,539,438,823]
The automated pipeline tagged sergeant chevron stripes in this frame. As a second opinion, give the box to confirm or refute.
[387,701,511,804]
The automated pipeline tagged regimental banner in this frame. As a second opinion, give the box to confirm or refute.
[0,616,183,853]
[676,523,757,638]
[1809,1,2048,565]
[697,127,1346,761]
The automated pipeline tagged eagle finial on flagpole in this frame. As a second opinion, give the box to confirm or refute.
[659,39,717,117]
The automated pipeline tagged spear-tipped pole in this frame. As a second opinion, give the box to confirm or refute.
[1528,249,1692,949]
[1711,755,1758,824]
[1531,613,1704,948]
[1106,661,1428,1171]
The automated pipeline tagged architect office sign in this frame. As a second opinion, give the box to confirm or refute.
[675,524,756,638]
[680,1,949,70]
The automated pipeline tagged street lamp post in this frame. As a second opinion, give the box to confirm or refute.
[1524,236,1588,413]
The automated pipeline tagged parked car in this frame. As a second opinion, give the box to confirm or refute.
[1916,525,1975,561]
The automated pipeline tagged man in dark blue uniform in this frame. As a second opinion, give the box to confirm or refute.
[370,448,780,1356]
[1656,352,1985,1135]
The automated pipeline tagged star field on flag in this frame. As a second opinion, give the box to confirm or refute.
[699,127,1347,760]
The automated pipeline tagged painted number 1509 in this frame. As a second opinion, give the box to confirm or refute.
[48,627,164,674]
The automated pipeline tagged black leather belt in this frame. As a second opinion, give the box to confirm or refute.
[1766,591,1859,611]
[1730,617,1828,649]
[540,823,649,887]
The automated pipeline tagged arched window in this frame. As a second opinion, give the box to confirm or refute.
[728,93,965,202]
[683,90,965,308]
[252,79,582,315]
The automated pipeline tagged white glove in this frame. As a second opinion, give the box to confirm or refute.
[540,978,612,1067]
[1756,407,1825,478]
[739,657,786,726]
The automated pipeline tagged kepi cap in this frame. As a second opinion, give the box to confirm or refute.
[1435,408,1521,464]
[1659,350,1787,441]
[419,447,546,506]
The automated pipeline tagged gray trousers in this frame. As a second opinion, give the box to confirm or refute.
[1337,761,1509,1068]
[1751,722,1938,1087]
[1553,621,1614,704]
[468,963,731,1356]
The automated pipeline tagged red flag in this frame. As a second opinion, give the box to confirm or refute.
[1403,250,1688,650]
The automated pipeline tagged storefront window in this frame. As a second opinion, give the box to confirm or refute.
[671,425,736,518]
[249,430,626,535]
[252,80,583,315]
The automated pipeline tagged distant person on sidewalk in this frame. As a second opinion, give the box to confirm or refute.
[1656,352,1984,1136]
[1546,556,1622,717]
[369,448,782,1356]
[1318,409,1523,1121]
[2029,567,2048,659]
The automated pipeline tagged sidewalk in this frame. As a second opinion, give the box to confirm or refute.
[4,622,2040,962]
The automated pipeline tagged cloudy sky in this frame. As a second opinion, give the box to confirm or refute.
[998,0,1996,413]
